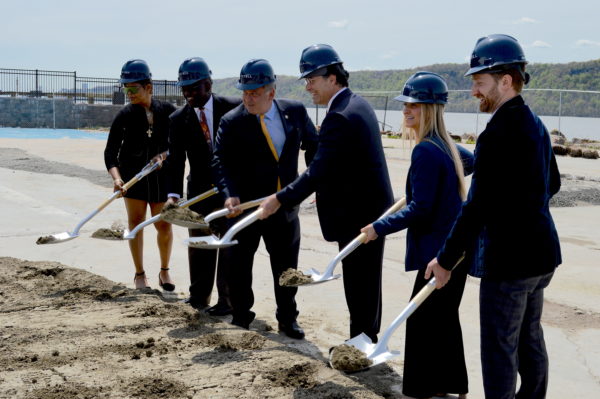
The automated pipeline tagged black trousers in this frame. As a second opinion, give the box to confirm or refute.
[479,272,553,399]
[188,216,231,307]
[339,236,385,343]
[402,266,468,398]
[228,211,300,325]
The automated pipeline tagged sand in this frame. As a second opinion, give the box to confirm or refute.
[0,136,599,398]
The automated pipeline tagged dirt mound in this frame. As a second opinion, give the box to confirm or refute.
[0,257,397,398]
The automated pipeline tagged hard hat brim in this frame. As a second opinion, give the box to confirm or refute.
[236,81,269,90]
[464,65,491,77]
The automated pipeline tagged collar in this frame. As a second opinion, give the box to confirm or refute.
[261,100,278,120]
[327,87,348,112]
[197,94,214,113]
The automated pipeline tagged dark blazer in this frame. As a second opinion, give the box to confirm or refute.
[168,94,241,214]
[277,88,394,242]
[437,95,562,279]
[212,98,318,218]
[373,135,474,271]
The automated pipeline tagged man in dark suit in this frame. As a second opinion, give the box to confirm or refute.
[212,59,318,338]
[426,35,562,399]
[167,57,241,315]
[259,44,394,343]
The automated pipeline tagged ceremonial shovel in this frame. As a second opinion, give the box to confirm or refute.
[286,197,407,286]
[121,188,219,240]
[36,161,160,245]
[185,207,265,249]
[330,254,466,372]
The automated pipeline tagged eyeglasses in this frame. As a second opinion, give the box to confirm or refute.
[123,85,142,95]
[304,77,321,86]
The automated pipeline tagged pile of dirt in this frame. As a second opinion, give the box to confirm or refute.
[329,344,373,372]
[0,257,396,398]
[160,203,205,226]
[279,268,313,286]
[36,235,58,244]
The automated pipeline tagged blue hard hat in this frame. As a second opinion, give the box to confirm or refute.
[177,57,212,87]
[465,34,528,77]
[236,59,276,90]
[394,72,449,104]
[119,59,152,84]
[299,44,343,78]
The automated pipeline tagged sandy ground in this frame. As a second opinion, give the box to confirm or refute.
[0,136,599,398]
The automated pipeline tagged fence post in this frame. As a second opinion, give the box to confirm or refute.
[35,69,39,97]
[72,71,77,103]
[558,91,562,133]
[382,96,388,131]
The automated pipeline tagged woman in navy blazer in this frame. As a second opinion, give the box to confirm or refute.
[361,72,473,399]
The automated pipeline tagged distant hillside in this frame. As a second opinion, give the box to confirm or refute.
[212,59,600,118]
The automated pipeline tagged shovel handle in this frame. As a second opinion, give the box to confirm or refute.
[179,187,219,208]
[369,253,466,359]
[380,197,407,219]
[221,208,263,242]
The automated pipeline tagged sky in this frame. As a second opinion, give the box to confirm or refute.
[2,0,599,80]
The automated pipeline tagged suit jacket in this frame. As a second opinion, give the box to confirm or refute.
[212,98,318,219]
[437,95,562,279]
[277,88,394,242]
[168,94,241,214]
[373,135,474,271]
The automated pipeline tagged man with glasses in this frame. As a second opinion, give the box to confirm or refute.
[259,44,393,344]
[167,57,241,315]
[212,59,318,338]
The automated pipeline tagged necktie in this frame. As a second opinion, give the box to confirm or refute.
[259,114,281,191]
[199,108,211,150]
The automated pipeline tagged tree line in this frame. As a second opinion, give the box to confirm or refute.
[212,59,600,118]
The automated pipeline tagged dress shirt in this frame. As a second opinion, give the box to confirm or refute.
[257,101,286,157]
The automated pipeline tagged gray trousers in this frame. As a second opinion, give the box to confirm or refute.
[480,271,554,399]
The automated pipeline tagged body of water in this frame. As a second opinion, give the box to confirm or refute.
[0,127,107,140]
[307,108,600,140]
[1,109,598,141]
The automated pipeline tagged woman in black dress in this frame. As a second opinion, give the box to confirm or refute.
[104,59,176,291]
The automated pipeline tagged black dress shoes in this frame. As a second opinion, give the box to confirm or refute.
[205,303,233,316]
[231,311,255,330]
[278,321,305,339]
[182,297,208,311]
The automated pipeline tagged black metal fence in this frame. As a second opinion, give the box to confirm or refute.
[0,68,182,105]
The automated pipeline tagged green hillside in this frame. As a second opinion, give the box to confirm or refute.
[212,59,600,117]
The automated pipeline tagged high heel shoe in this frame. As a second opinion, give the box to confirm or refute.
[158,268,175,292]
[134,271,150,289]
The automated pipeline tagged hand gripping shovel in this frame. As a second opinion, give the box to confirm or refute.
[330,254,466,372]
[121,188,219,240]
[36,161,160,245]
[286,197,407,287]
[185,207,264,249]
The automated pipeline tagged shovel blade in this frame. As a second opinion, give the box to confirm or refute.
[369,349,401,367]
[163,218,209,229]
[36,231,77,245]
[306,268,342,285]
[185,236,238,249]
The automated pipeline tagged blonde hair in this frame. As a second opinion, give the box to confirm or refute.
[403,103,467,200]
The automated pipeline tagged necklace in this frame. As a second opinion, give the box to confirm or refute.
[145,109,154,138]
